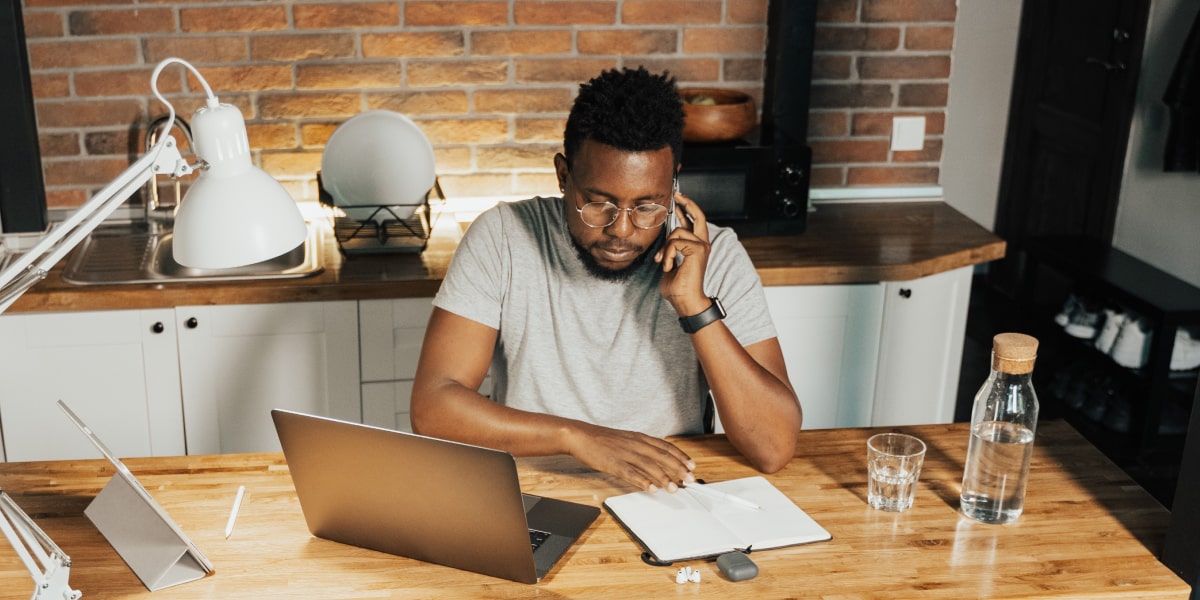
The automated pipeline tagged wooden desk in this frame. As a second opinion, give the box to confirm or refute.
[0,421,1187,598]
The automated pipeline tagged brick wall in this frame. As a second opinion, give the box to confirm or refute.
[20,0,956,210]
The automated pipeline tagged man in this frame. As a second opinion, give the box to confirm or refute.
[411,67,801,493]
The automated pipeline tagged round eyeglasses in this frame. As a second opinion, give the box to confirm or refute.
[576,202,670,229]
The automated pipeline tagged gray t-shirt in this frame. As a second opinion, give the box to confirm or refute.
[433,196,776,438]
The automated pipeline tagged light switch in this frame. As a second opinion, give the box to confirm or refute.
[891,116,925,151]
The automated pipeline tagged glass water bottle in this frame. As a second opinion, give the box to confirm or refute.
[960,332,1039,524]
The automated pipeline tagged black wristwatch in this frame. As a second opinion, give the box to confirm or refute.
[679,297,726,334]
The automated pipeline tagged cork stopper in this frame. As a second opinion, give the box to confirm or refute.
[992,333,1038,374]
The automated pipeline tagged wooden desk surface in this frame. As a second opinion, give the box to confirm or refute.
[0,421,1184,599]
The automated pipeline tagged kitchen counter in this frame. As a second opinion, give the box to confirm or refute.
[6,201,1004,313]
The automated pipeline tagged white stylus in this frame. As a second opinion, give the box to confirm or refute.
[225,485,245,538]
[684,482,761,511]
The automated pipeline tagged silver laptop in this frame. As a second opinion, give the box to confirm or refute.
[270,409,599,584]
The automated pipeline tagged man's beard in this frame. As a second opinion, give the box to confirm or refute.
[569,235,659,282]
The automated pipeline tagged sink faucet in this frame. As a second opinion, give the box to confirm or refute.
[144,115,193,230]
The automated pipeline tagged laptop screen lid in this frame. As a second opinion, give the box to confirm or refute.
[270,409,596,584]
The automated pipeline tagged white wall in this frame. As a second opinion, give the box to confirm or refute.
[941,0,1022,231]
[1113,0,1200,289]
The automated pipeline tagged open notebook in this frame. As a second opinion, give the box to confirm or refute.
[603,476,830,563]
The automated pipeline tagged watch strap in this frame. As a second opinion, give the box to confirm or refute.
[679,298,726,334]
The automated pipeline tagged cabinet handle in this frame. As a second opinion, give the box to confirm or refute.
[898,288,913,298]
[185,317,199,329]
[151,322,165,334]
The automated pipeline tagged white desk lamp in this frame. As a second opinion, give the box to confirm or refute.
[0,57,307,597]
[0,56,306,313]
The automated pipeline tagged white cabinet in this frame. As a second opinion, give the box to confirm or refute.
[0,301,360,461]
[763,284,885,430]
[358,298,491,432]
[0,309,185,462]
[872,265,972,426]
[178,301,360,454]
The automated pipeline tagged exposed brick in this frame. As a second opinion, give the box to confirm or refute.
[514,117,566,142]
[434,146,473,171]
[27,0,136,7]
[363,32,465,58]
[22,11,64,37]
[810,83,893,109]
[723,57,763,82]
[859,56,950,79]
[438,172,516,197]
[815,26,900,52]
[297,63,402,90]
[43,157,132,187]
[181,6,288,33]
[83,130,134,156]
[847,165,939,185]
[898,83,948,107]
[727,0,768,25]
[301,123,340,147]
[261,150,323,177]
[853,111,945,136]
[31,73,71,98]
[817,0,859,24]
[515,58,619,84]
[477,144,558,169]
[407,60,509,87]
[75,68,184,97]
[45,189,89,209]
[252,34,357,62]
[68,8,174,35]
[863,0,956,23]
[808,112,849,138]
[246,123,298,150]
[622,1,722,24]
[810,167,845,187]
[294,3,400,29]
[906,26,954,51]
[633,58,720,82]
[812,55,852,80]
[475,88,574,114]
[810,139,889,164]
[683,27,765,54]
[36,98,143,128]
[143,36,247,64]
[578,30,677,55]
[405,2,508,27]
[189,65,293,93]
[892,138,941,162]
[471,30,572,56]
[514,1,615,26]
[27,39,138,69]
[367,91,471,115]
[516,172,560,196]
[418,118,509,144]
[258,93,362,119]
[38,132,81,157]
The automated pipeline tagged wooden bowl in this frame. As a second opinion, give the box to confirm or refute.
[680,88,756,143]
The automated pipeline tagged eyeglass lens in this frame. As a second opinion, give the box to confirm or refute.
[580,203,669,229]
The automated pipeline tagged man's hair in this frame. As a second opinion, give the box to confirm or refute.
[562,66,684,168]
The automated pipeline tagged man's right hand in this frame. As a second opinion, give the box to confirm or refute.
[561,421,696,493]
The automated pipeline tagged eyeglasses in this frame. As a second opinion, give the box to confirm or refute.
[576,201,671,229]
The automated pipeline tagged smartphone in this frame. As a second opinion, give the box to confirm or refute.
[666,179,683,266]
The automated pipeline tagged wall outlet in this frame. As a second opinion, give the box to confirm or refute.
[891,116,926,151]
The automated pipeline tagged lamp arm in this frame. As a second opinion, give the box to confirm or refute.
[0,137,189,315]
[0,490,81,600]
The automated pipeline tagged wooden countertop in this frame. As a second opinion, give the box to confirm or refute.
[0,421,1185,598]
[7,201,1004,313]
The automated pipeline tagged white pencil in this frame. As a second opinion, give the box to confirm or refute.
[225,485,245,538]
[683,482,761,510]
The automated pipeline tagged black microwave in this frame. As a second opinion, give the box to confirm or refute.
[678,142,810,237]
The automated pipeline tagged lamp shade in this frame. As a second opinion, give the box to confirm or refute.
[172,102,307,269]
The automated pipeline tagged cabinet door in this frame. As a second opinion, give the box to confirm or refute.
[0,309,184,461]
[762,284,884,430]
[177,301,360,454]
[872,266,973,426]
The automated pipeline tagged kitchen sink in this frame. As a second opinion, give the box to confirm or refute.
[62,221,323,285]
